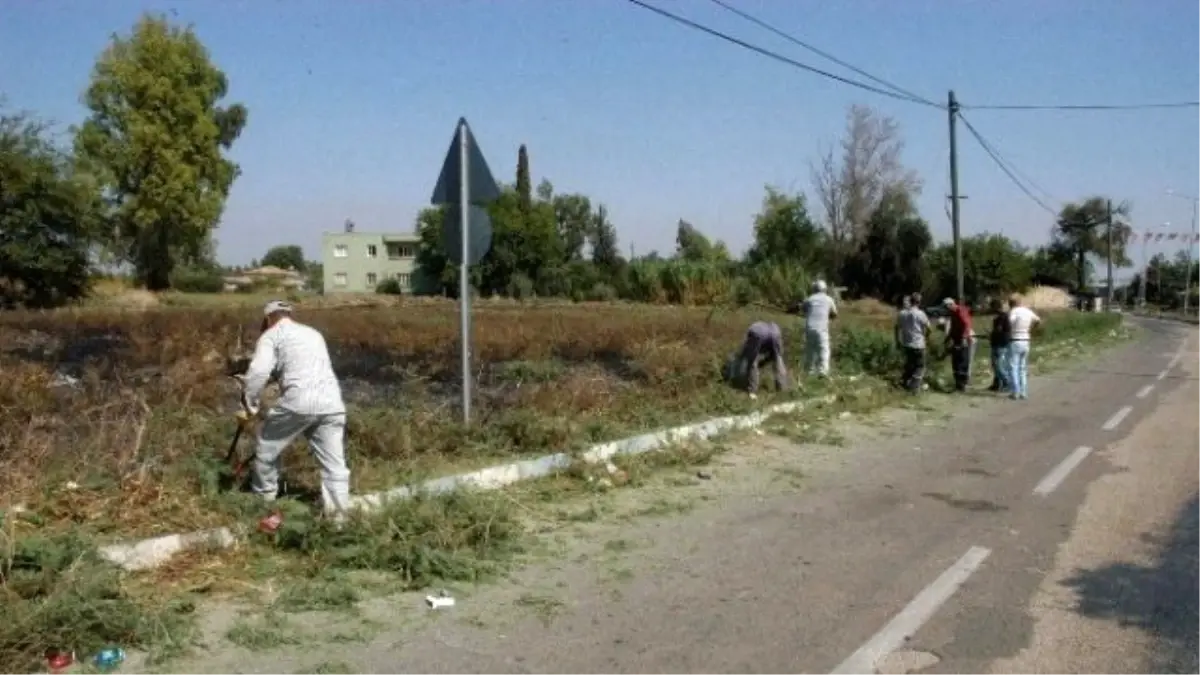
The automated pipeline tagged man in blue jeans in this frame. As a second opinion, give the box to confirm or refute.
[987,298,1012,393]
[1005,294,1041,400]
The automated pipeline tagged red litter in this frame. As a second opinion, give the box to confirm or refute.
[45,649,74,672]
[258,511,284,533]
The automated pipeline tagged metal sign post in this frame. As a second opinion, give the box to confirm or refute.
[430,118,499,425]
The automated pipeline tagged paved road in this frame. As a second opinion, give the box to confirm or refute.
[178,317,1199,674]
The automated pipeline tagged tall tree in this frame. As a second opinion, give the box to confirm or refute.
[259,244,305,271]
[75,14,248,290]
[1051,196,1133,292]
[590,204,622,273]
[553,193,592,262]
[811,104,921,276]
[744,186,826,273]
[675,220,730,262]
[516,144,533,217]
[0,110,101,308]
[1029,243,1081,289]
[841,190,931,302]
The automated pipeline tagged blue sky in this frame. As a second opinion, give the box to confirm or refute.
[2,0,1197,276]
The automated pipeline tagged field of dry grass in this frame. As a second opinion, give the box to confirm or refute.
[0,295,1127,672]
[0,296,1117,542]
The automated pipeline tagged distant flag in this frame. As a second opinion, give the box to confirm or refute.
[1155,233,1165,241]
[1144,231,1154,241]
[1193,233,1200,242]
[1167,233,1179,241]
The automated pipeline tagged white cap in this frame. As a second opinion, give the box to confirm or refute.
[813,279,827,292]
[263,300,293,316]
[942,297,956,307]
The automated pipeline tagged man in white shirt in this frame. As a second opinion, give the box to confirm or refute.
[240,300,351,520]
[802,280,838,378]
[1005,294,1041,400]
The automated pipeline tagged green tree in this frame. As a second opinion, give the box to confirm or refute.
[675,220,730,262]
[516,144,533,218]
[74,13,248,290]
[841,190,931,302]
[1051,197,1133,292]
[260,244,305,271]
[0,110,100,308]
[553,193,592,262]
[926,234,1032,304]
[745,186,826,274]
[1029,243,1082,290]
[590,204,622,273]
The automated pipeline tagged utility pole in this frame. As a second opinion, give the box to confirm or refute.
[947,90,964,301]
[1185,197,1198,316]
[1105,199,1114,309]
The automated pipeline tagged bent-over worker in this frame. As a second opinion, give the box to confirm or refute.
[802,280,838,378]
[726,320,790,398]
[241,300,351,520]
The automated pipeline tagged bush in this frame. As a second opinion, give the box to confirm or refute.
[375,278,404,295]
[170,267,225,293]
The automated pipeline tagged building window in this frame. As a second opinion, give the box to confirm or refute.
[333,245,348,258]
[366,244,378,258]
[333,272,348,287]
[367,272,377,287]
[387,243,415,259]
[397,273,411,288]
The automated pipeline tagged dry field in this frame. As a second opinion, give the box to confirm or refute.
[0,296,1116,541]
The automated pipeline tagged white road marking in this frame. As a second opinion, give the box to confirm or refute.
[831,546,991,674]
[1033,446,1093,496]
[1168,353,1182,370]
[1136,384,1155,399]
[1101,406,1133,431]
[1156,369,1170,381]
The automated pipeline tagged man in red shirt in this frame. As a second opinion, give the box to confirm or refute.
[943,297,975,392]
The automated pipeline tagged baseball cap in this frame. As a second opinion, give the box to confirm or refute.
[942,297,955,307]
[263,300,293,316]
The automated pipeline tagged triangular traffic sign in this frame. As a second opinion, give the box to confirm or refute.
[431,117,501,206]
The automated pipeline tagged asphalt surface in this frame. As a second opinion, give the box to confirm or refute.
[175,317,1198,674]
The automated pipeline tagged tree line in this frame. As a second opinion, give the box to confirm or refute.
[2,12,1165,311]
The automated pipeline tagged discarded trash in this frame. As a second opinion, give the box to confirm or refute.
[838,411,852,419]
[696,470,713,480]
[64,481,80,490]
[426,589,455,609]
[604,461,629,485]
[93,647,126,671]
[45,649,74,672]
[258,511,284,533]
[50,371,81,388]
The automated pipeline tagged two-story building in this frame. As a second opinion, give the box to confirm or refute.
[321,230,423,294]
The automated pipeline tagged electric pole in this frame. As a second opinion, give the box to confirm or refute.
[1185,197,1198,316]
[1105,199,1114,309]
[948,90,964,301]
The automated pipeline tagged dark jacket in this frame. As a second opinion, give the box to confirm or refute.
[991,312,1011,347]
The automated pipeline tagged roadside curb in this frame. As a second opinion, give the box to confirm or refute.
[98,390,855,571]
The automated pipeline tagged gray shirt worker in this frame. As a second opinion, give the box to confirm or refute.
[896,306,931,349]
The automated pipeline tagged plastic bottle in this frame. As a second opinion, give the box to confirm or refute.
[93,647,126,671]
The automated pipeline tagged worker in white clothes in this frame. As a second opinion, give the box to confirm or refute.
[1005,293,1042,400]
[240,300,351,521]
[802,280,838,378]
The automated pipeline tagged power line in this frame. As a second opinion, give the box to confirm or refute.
[961,101,1199,111]
[958,112,1059,216]
[621,0,944,108]
[703,0,939,107]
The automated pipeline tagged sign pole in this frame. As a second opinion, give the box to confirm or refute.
[457,122,472,425]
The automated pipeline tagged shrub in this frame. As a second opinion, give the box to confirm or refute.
[169,266,224,293]
[375,278,404,295]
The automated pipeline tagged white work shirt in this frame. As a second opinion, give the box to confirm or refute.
[804,292,837,333]
[1008,306,1041,341]
[243,317,346,415]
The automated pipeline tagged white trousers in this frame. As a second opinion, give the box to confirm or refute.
[805,329,831,376]
[252,408,351,517]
